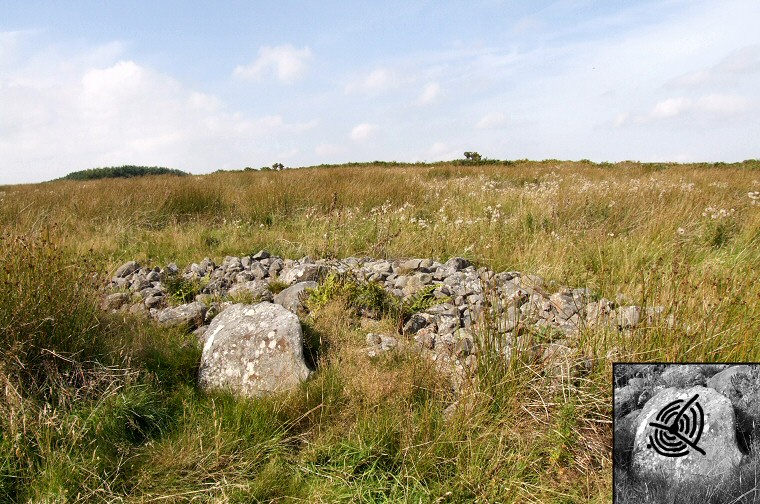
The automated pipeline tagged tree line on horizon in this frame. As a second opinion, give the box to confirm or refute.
[60,165,190,181]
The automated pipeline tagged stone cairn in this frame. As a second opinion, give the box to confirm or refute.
[104,251,661,396]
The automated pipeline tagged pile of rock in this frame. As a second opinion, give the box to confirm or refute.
[106,252,656,338]
[104,252,658,397]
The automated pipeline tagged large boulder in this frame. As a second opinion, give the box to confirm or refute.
[632,386,743,483]
[197,303,311,397]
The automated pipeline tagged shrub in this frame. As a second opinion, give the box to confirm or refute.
[163,273,204,304]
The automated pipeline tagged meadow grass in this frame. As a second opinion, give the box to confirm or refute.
[1,160,759,502]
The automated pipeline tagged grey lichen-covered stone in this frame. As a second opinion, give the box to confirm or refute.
[280,264,324,285]
[274,281,317,314]
[402,273,433,296]
[102,292,131,310]
[616,305,641,329]
[114,261,140,278]
[659,364,707,388]
[157,301,207,330]
[632,386,743,484]
[198,303,311,397]
[615,385,642,418]
[228,280,273,302]
[707,365,760,446]
[615,409,642,467]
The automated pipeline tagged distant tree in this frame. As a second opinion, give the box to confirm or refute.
[272,162,285,171]
[464,151,482,162]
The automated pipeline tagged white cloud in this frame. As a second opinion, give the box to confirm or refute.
[476,112,507,129]
[649,97,692,119]
[638,94,752,122]
[416,82,441,105]
[350,123,378,141]
[0,46,318,183]
[345,68,400,95]
[233,44,312,83]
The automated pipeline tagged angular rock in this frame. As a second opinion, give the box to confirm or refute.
[615,385,642,418]
[632,386,743,483]
[157,301,207,330]
[659,365,707,388]
[252,249,270,260]
[144,295,165,310]
[402,273,433,296]
[550,291,579,321]
[198,303,311,396]
[274,281,317,314]
[444,257,471,272]
[616,305,640,329]
[280,264,323,285]
[413,327,436,350]
[403,313,431,335]
[102,292,131,311]
[707,365,760,447]
[114,261,140,278]
[228,280,273,302]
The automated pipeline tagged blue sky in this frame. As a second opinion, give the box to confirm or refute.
[1,0,759,184]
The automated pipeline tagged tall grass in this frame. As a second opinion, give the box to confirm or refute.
[1,160,759,501]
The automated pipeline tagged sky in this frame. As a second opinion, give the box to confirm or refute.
[1,0,759,184]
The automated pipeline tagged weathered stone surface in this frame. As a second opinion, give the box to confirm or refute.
[707,365,748,397]
[659,364,707,388]
[444,256,471,271]
[403,313,431,335]
[144,295,165,310]
[707,365,760,446]
[197,303,311,396]
[632,386,743,483]
[280,264,323,285]
[102,292,131,310]
[114,261,140,278]
[615,409,642,467]
[274,281,317,314]
[228,280,273,302]
[402,273,433,296]
[366,333,399,357]
[615,385,642,418]
[157,301,207,330]
[252,249,270,260]
[616,305,641,329]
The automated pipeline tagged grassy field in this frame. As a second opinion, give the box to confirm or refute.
[1,160,759,502]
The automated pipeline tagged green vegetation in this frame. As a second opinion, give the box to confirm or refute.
[60,165,189,181]
[306,272,446,324]
[1,159,759,501]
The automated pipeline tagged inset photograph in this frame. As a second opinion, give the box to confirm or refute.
[614,363,760,503]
